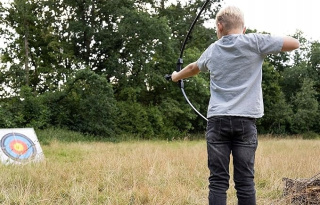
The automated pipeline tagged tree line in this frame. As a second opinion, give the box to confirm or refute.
[0,0,319,139]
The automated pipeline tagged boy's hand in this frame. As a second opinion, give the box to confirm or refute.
[171,71,179,82]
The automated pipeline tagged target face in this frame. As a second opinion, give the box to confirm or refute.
[1,133,36,161]
[0,128,44,164]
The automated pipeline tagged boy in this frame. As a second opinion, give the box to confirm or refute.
[171,5,299,205]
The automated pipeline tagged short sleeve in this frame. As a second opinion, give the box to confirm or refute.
[196,44,213,72]
[255,34,283,55]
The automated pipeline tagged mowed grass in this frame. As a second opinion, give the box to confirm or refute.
[0,136,319,204]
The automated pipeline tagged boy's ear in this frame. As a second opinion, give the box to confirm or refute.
[243,27,246,34]
[217,23,223,32]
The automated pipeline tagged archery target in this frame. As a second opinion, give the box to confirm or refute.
[0,128,44,164]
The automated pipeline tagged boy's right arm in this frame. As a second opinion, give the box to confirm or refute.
[281,36,300,52]
[171,62,200,82]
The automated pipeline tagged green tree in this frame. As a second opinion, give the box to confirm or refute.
[307,41,320,98]
[54,69,117,136]
[309,41,320,69]
[291,78,318,133]
[281,62,309,102]
[0,0,79,95]
[259,62,293,134]
[0,0,37,94]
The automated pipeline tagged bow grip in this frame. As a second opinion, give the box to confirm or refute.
[176,58,183,71]
[164,74,172,81]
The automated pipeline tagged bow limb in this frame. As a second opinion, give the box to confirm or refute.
[179,0,211,59]
[177,0,210,122]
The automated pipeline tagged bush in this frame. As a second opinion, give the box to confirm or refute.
[36,128,97,144]
[0,86,51,129]
[0,69,117,137]
[302,132,320,139]
[115,101,154,139]
[55,69,118,136]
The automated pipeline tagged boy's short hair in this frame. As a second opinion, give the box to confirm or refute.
[216,6,245,31]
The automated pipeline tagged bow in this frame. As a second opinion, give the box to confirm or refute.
[166,0,210,121]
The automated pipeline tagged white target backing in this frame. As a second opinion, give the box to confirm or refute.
[0,128,44,164]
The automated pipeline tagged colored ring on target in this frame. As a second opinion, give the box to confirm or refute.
[1,132,37,162]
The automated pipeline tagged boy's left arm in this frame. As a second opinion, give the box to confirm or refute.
[281,36,300,52]
[171,62,200,82]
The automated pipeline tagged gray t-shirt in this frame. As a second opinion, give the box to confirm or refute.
[197,33,283,118]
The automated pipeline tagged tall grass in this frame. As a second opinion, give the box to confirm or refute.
[0,132,319,204]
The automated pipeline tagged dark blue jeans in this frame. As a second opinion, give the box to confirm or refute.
[206,116,258,205]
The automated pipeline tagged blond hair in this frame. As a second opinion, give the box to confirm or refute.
[216,6,245,31]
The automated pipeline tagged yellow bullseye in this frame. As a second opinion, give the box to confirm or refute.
[10,140,27,154]
[13,142,25,152]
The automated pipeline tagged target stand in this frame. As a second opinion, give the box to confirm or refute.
[0,128,44,165]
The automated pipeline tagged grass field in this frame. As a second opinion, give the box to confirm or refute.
[0,134,319,204]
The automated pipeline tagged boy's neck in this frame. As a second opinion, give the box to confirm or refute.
[225,28,244,35]
[217,25,246,39]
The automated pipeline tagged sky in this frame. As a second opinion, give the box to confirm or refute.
[0,0,319,45]
[221,0,320,41]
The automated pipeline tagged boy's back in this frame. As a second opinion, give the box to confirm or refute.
[197,33,283,118]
